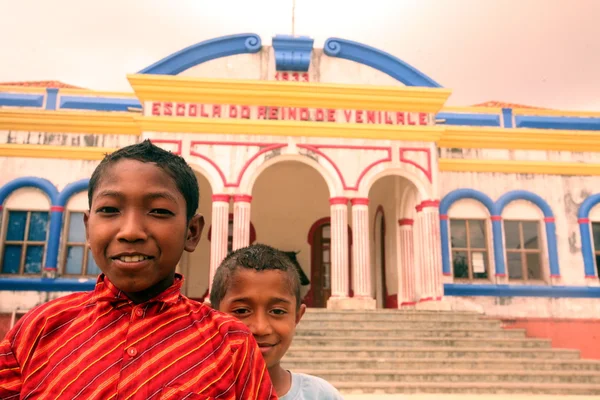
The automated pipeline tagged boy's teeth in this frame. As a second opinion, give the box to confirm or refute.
[119,255,148,262]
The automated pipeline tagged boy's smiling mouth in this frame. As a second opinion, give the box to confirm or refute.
[111,253,155,265]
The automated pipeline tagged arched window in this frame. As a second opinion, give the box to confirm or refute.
[0,187,52,276]
[440,189,495,281]
[495,190,558,281]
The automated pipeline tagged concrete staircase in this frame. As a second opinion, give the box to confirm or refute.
[282,309,600,396]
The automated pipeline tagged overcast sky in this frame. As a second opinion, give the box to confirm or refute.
[1,0,599,110]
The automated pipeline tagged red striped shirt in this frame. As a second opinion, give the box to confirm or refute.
[0,274,276,399]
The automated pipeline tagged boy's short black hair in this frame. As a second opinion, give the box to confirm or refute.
[88,139,199,221]
[210,244,302,310]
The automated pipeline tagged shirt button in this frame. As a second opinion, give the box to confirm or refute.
[127,347,138,357]
[135,308,144,317]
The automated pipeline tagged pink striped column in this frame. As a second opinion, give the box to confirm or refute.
[330,197,350,298]
[232,194,252,251]
[208,194,230,294]
[351,198,372,298]
[398,218,416,306]
[415,200,444,302]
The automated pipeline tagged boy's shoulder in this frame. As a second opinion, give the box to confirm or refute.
[284,372,344,400]
[4,290,94,343]
[181,297,254,338]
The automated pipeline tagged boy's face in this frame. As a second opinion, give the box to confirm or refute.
[84,159,203,300]
[219,268,306,369]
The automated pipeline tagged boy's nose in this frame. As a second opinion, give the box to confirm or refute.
[248,313,273,337]
[116,211,148,242]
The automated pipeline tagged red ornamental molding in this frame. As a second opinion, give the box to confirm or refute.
[491,215,502,221]
[439,214,449,220]
[50,206,64,212]
[544,217,556,223]
[211,194,230,202]
[189,141,288,188]
[415,199,439,212]
[578,218,590,224]
[398,218,414,226]
[399,147,432,183]
[351,198,369,206]
[233,194,252,203]
[329,197,348,206]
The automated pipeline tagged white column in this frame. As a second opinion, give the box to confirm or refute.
[415,200,444,304]
[329,197,349,301]
[398,218,416,307]
[232,194,252,251]
[208,194,230,295]
[351,198,372,298]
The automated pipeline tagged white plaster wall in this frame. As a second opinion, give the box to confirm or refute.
[251,161,330,295]
[440,171,600,286]
[178,52,264,80]
[450,296,600,319]
[0,157,100,191]
[0,130,139,149]
[316,49,405,87]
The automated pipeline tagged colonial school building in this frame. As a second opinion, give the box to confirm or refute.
[1,34,600,351]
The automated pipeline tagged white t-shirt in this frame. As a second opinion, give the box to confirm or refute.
[279,372,344,400]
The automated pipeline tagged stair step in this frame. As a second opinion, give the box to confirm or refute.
[285,346,581,360]
[330,381,600,395]
[296,369,600,384]
[298,320,502,329]
[295,327,526,338]
[283,357,600,371]
[292,336,551,348]
[302,312,487,322]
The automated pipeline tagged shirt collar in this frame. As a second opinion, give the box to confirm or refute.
[92,273,184,306]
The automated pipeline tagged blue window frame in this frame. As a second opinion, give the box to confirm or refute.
[1,210,49,275]
[61,212,100,276]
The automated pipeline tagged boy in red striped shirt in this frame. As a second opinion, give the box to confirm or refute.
[0,140,276,399]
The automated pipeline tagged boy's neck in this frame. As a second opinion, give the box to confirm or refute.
[268,364,291,397]
[124,274,176,304]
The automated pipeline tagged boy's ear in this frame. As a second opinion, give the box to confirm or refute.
[185,214,204,252]
[295,303,306,325]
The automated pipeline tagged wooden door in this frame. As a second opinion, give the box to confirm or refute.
[311,223,331,308]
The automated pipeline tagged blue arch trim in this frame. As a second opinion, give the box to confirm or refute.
[439,189,495,276]
[493,190,554,217]
[60,96,141,112]
[578,193,600,219]
[0,93,44,108]
[323,37,442,88]
[138,33,262,75]
[0,177,59,205]
[436,112,500,127]
[272,35,314,72]
[578,193,600,277]
[515,115,600,131]
[57,179,89,207]
[440,189,495,215]
[493,190,559,277]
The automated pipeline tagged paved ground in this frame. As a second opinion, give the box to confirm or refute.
[344,395,600,400]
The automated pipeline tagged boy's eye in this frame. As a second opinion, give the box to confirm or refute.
[96,206,119,214]
[150,209,174,216]
[231,308,250,316]
[271,309,288,316]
